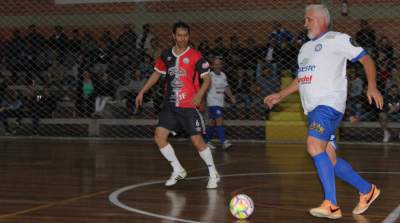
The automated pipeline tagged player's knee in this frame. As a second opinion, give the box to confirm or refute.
[154,130,167,147]
[306,137,324,156]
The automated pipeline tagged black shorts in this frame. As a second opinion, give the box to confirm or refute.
[158,103,206,136]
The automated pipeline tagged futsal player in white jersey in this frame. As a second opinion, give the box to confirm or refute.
[204,58,235,150]
[264,4,383,219]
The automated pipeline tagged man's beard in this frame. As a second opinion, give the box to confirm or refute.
[307,30,316,39]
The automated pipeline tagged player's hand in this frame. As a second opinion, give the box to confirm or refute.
[230,96,236,104]
[366,86,383,110]
[264,93,281,109]
[192,93,202,106]
[135,92,144,111]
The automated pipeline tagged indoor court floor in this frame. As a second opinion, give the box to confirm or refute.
[0,139,399,223]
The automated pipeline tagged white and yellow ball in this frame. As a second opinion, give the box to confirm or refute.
[229,194,254,219]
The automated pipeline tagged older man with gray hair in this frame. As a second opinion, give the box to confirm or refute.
[264,4,383,219]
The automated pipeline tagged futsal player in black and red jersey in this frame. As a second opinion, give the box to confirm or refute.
[135,22,220,189]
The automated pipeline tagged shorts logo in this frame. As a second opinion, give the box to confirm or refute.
[309,121,325,134]
[183,57,190,64]
[315,44,322,52]
[195,120,200,127]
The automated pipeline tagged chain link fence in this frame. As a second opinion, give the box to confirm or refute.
[0,0,399,142]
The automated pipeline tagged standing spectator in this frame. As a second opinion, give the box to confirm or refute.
[136,24,155,58]
[379,85,400,142]
[197,40,211,61]
[269,21,294,44]
[211,36,228,59]
[48,25,69,64]
[355,20,376,55]
[117,24,137,55]
[204,58,235,150]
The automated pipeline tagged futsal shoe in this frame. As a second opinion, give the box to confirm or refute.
[309,200,342,219]
[207,142,216,150]
[165,169,187,187]
[206,173,220,189]
[222,140,232,150]
[353,184,380,215]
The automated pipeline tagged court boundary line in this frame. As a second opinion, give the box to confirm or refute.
[383,205,400,223]
[109,171,400,223]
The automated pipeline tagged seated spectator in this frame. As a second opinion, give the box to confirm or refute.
[347,66,364,123]
[0,90,23,135]
[232,69,253,119]
[138,54,154,79]
[31,87,57,135]
[80,70,96,117]
[379,85,400,142]
[124,69,147,116]
[93,72,115,118]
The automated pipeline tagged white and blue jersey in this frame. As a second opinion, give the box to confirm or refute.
[297,31,366,141]
[207,71,229,119]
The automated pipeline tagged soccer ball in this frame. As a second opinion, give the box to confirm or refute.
[229,194,254,219]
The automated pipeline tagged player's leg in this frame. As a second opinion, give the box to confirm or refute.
[204,106,217,148]
[204,118,217,149]
[156,105,187,186]
[181,108,219,189]
[307,106,341,219]
[327,139,380,215]
[213,106,231,149]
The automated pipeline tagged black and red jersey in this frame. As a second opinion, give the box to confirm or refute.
[154,47,210,108]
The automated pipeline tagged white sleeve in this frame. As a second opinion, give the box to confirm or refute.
[336,33,367,62]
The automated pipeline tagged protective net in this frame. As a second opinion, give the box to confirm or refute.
[0,0,398,142]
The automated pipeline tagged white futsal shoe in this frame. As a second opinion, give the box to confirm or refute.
[207,142,216,150]
[165,169,187,187]
[206,173,220,189]
[222,140,232,150]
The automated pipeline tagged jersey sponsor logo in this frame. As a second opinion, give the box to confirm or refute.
[168,67,187,77]
[309,121,325,134]
[315,43,322,52]
[298,75,313,85]
[298,65,316,73]
[167,56,172,61]
[183,57,190,64]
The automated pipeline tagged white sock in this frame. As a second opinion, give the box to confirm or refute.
[199,147,218,177]
[160,144,184,172]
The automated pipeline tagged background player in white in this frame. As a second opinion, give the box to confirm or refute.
[204,58,235,150]
[135,22,220,189]
[264,4,383,219]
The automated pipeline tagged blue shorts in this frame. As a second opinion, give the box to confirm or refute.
[307,105,343,143]
[208,106,224,119]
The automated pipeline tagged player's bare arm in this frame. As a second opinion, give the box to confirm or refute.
[192,74,210,106]
[225,87,236,104]
[264,78,299,109]
[135,71,161,108]
[359,55,384,110]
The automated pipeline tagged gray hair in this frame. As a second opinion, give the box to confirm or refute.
[306,4,331,27]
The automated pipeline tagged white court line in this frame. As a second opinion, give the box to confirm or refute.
[109,171,400,223]
[383,205,400,223]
